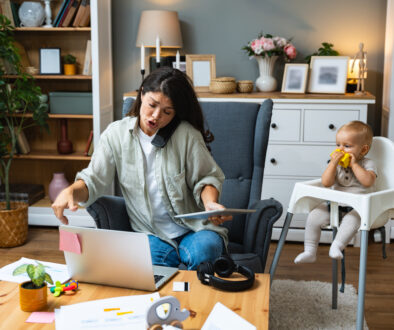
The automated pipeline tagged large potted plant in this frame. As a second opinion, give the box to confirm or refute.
[0,14,48,247]
[13,261,54,311]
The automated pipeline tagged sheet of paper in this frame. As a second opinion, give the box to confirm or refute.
[0,257,70,284]
[201,302,256,330]
[59,229,81,254]
[26,312,55,323]
[55,292,160,330]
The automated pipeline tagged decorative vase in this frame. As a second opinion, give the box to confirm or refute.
[48,173,69,202]
[18,1,45,27]
[57,119,73,154]
[0,202,28,247]
[255,55,278,92]
[19,282,47,312]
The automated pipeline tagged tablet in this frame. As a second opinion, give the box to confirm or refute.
[174,208,256,220]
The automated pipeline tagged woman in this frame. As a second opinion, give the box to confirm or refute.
[52,67,231,270]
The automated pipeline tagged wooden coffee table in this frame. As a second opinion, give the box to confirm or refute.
[0,270,269,329]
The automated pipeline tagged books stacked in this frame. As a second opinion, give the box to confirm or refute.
[53,0,90,27]
[0,184,45,205]
[0,0,20,27]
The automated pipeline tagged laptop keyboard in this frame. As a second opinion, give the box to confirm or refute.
[154,274,164,283]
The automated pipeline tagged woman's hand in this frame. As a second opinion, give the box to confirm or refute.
[51,187,79,225]
[205,201,233,226]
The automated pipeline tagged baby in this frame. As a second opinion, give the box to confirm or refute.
[295,121,377,263]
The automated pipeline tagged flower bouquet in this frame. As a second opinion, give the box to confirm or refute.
[243,33,297,60]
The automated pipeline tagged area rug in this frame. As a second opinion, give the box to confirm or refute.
[270,280,368,329]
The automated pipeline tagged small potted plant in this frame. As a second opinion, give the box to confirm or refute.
[63,54,77,75]
[13,261,54,312]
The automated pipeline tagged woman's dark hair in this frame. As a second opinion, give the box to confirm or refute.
[127,67,213,145]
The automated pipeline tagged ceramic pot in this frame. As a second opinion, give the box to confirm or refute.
[48,173,69,202]
[19,282,47,312]
[0,202,28,247]
[57,119,73,154]
[255,55,278,92]
[64,64,76,75]
[18,1,45,27]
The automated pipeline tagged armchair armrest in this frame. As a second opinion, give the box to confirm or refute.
[242,198,283,272]
[86,196,133,232]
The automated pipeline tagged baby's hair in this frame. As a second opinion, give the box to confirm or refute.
[338,121,373,146]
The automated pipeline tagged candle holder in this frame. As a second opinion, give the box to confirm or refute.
[41,0,53,28]
[140,69,145,83]
[156,62,161,69]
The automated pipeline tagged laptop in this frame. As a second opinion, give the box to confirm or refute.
[59,225,178,291]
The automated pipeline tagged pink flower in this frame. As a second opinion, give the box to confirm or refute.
[273,36,287,47]
[260,37,275,51]
[284,44,297,59]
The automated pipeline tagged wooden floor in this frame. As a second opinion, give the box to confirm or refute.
[1,227,394,330]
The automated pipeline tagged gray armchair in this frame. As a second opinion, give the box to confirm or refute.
[87,99,282,273]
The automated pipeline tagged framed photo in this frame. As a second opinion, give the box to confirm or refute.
[172,61,186,73]
[186,54,216,92]
[39,48,61,75]
[281,63,309,93]
[308,56,349,94]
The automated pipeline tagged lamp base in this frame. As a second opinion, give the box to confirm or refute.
[346,83,357,93]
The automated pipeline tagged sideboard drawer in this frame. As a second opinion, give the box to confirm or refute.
[303,109,360,142]
[265,145,333,176]
[269,109,301,142]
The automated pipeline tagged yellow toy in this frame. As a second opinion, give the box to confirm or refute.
[330,149,350,168]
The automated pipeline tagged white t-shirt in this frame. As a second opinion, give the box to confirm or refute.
[138,127,189,239]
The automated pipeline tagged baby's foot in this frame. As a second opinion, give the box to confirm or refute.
[294,251,316,264]
[329,241,344,259]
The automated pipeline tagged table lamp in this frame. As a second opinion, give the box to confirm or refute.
[136,10,183,81]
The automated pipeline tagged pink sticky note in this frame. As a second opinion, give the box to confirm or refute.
[59,230,81,254]
[26,312,55,323]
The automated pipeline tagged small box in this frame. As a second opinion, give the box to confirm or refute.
[49,92,92,115]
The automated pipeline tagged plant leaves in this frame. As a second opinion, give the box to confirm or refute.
[45,273,54,285]
[12,264,28,276]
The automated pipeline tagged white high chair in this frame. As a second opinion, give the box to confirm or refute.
[269,137,394,330]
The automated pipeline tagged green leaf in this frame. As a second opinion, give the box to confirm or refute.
[12,264,28,276]
[44,273,54,285]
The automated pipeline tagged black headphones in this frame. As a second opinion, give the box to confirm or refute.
[196,255,255,292]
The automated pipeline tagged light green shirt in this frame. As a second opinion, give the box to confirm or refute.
[76,116,228,247]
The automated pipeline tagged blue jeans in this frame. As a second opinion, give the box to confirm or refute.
[148,230,224,270]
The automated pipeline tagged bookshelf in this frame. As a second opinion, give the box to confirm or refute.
[5,0,113,227]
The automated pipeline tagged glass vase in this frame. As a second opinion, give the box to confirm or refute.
[48,173,69,202]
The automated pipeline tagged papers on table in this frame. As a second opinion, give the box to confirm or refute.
[202,302,256,330]
[0,257,70,285]
[55,293,160,330]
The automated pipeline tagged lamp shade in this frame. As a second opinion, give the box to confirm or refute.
[136,10,183,48]
[348,59,367,79]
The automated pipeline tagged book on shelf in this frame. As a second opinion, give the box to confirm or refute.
[0,0,15,26]
[72,0,88,27]
[53,0,70,27]
[87,139,93,156]
[82,39,92,75]
[14,128,30,154]
[0,183,45,205]
[10,1,20,27]
[58,0,74,27]
[83,130,93,156]
[61,0,80,27]
[78,0,90,27]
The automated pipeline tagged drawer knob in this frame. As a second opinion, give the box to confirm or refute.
[271,123,277,129]
[328,124,335,130]
[270,158,276,164]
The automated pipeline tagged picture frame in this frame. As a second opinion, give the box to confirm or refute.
[308,56,349,94]
[172,61,186,73]
[281,63,309,93]
[186,54,216,92]
[39,48,61,75]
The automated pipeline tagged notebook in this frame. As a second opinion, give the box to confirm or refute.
[59,225,178,291]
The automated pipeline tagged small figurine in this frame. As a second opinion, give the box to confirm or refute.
[146,296,189,330]
[350,42,367,95]
[330,149,350,168]
[50,280,79,297]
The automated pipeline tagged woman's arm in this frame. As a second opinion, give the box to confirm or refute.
[51,179,89,225]
[201,185,232,225]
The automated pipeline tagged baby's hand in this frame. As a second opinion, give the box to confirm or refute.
[348,152,357,167]
[330,150,343,165]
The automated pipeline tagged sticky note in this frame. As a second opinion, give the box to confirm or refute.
[26,312,55,323]
[173,281,189,291]
[59,230,81,254]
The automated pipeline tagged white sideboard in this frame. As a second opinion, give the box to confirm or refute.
[125,91,382,243]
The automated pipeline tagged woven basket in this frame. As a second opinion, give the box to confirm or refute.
[0,201,28,248]
[209,77,236,94]
[237,80,254,93]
